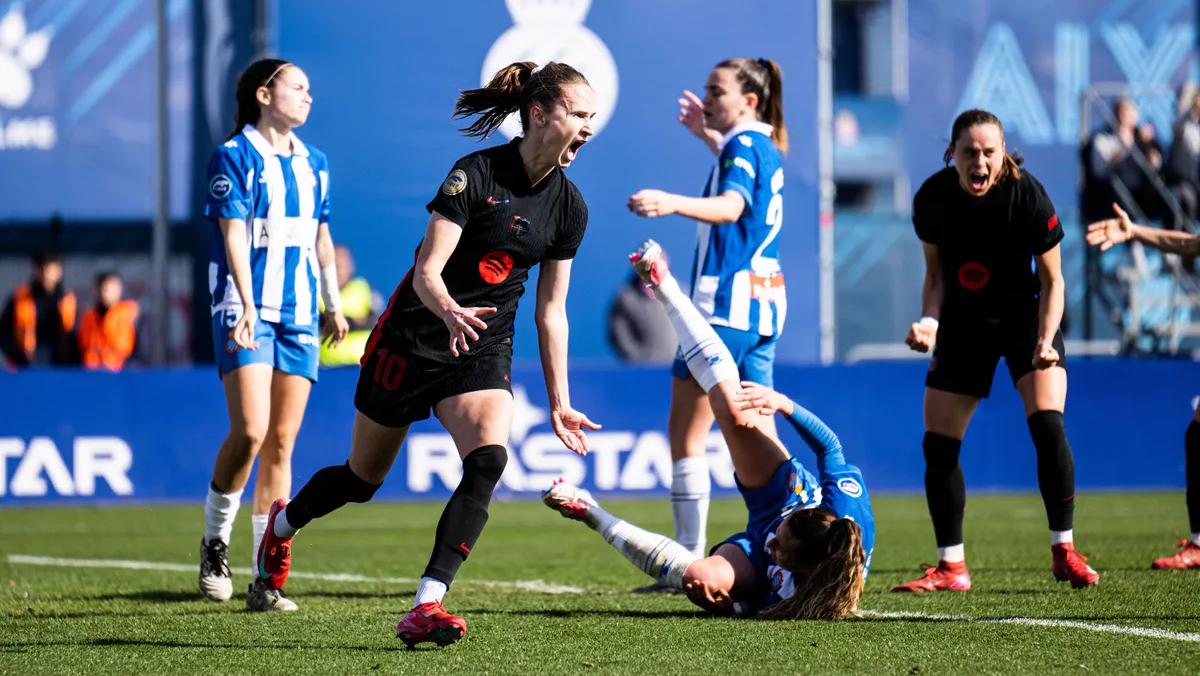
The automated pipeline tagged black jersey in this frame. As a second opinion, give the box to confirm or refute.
[381,137,589,363]
[913,167,1063,324]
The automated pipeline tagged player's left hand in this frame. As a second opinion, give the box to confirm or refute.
[1032,340,1059,370]
[321,309,349,347]
[627,189,678,218]
[550,407,602,456]
[733,381,792,417]
[684,579,735,615]
[1085,202,1135,251]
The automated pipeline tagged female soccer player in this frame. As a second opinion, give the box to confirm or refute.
[1086,203,1200,569]
[198,58,348,610]
[545,240,872,620]
[252,61,599,646]
[893,109,1098,593]
[625,57,789,572]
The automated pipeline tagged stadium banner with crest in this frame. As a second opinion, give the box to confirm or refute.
[273,0,823,363]
[0,360,1195,504]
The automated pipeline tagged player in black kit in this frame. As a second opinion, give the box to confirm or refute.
[892,109,1100,593]
[250,61,600,647]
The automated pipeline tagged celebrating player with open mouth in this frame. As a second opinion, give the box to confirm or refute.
[251,61,600,648]
[893,109,1098,593]
[544,240,873,620]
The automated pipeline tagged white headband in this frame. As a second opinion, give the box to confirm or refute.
[530,65,543,76]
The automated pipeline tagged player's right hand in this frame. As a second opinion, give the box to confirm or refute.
[678,90,721,152]
[443,306,498,357]
[905,321,936,353]
[230,307,259,350]
[1085,202,1135,251]
[683,579,735,616]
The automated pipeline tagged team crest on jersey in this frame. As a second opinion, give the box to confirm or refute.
[787,472,807,501]
[958,262,990,291]
[509,215,530,238]
[442,169,468,196]
[209,174,232,200]
[837,477,863,498]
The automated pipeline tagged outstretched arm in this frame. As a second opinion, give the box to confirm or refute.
[1087,203,1200,256]
[734,382,845,469]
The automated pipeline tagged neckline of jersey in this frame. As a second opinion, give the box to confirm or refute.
[504,136,559,196]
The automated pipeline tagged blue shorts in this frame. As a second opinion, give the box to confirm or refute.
[714,457,820,582]
[671,325,777,386]
[211,310,320,382]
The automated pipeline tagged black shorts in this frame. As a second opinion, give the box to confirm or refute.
[354,332,513,429]
[925,319,1066,399]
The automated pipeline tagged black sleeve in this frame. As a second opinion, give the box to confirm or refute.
[545,190,589,261]
[912,179,938,243]
[425,155,484,228]
[547,192,588,262]
[1019,173,1064,255]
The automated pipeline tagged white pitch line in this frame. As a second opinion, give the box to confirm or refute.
[860,610,1200,643]
[5,554,584,595]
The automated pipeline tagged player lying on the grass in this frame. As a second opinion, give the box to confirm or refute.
[543,240,875,619]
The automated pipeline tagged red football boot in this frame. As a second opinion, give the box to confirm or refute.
[891,561,972,593]
[396,601,467,648]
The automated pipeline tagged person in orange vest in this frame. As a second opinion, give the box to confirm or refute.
[78,271,140,371]
[0,249,77,367]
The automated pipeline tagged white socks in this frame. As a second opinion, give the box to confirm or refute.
[274,506,299,539]
[649,273,739,392]
[602,518,698,589]
[1051,529,1073,546]
[251,514,269,570]
[414,577,448,608]
[938,544,965,563]
[203,482,243,544]
[671,457,711,557]
[565,492,699,589]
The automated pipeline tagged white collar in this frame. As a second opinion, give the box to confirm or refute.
[242,124,309,157]
[718,121,774,150]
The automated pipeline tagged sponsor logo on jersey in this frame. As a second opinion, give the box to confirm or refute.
[479,251,514,284]
[210,174,233,200]
[442,169,467,196]
[958,262,990,290]
[837,476,863,498]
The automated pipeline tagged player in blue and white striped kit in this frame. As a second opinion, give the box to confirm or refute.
[544,241,873,620]
[197,58,348,612]
[626,57,789,580]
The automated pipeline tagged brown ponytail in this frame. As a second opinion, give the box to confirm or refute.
[758,508,866,621]
[716,56,788,155]
[454,61,590,140]
[942,108,1023,181]
[227,58,291,141]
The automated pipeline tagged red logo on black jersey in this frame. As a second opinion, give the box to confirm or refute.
[958,262,990,291]
[479,251,514,284]
[509,215,530,239]
[1047,213,1059,230]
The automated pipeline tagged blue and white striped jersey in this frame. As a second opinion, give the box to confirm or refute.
[690,121,786,337]
[203,125,331,326]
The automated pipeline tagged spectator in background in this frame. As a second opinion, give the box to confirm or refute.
[1084,98,1167,225]
[1165,83,1200,231]
[608,270,677,363]
[78,272,139,371]
[319,244,382,367]
[0,249,77,367]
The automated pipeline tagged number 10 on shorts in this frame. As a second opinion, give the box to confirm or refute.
[371,349,407,392]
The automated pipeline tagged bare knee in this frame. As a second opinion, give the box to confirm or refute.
[683,555,736,590]
[226,421,267,458]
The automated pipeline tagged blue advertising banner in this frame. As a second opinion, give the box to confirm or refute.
[906,0,1195,220]
[273,0,821,363]
[1,360,1194,504]
[0,0,194,220]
